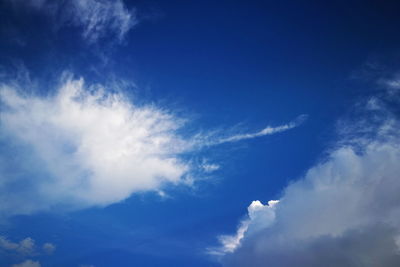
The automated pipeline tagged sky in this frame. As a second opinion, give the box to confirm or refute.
[1,0,400,266]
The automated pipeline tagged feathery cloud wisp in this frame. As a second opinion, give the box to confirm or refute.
[214,115,307,144]
[10,0,137,43]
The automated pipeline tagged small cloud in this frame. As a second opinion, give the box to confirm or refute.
[42,243,56,254]
[200,161,220,173]
[209,114,307,145]
[11,260,41,267]
[0,236,35,256]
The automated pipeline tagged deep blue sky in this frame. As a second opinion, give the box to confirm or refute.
[1,1,400,266]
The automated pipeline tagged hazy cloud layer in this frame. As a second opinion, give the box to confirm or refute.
[214,84,400,266]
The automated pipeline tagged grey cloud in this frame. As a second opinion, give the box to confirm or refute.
[214,81,400,267]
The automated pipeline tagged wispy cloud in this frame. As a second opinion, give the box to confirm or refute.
[214,115,307,145]
[9,0,137,43]
[68,0,137,43]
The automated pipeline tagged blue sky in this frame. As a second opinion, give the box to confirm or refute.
[1,1,400,266]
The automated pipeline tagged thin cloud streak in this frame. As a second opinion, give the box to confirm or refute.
[203,114,307,146]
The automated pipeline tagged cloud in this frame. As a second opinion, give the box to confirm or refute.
[67,0,136,43]
[10,0,137,43]
[42,243,55,254]
[213,83,400,266]
[0,75,190,216]
[0,236,55,256]
[209,200,279,255]
[11,260,41,267]
[0,73,303,217]
[209,115,307,145]
[0,237,35,255]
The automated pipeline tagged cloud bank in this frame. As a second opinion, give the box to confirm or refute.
[213,84,400,266]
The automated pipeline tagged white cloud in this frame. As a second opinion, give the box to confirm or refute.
[0,75,191,216]
[11,260,41,267]
[68,0,136,43]
[214,86,400,266]
[212,115,307,145]
[42,243,56,254]
[209,200,278,255]
[0,236,35,255]
[0,73,303,217]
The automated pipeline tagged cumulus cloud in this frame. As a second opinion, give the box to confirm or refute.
[0,75,190,216]
[10,0,136,43]
[214,83,400,266]
[11,260,41,267]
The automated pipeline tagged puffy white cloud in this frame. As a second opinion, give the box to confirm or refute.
[214,88,400,266]
[0,76,190,215]
[11,260,41,267]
